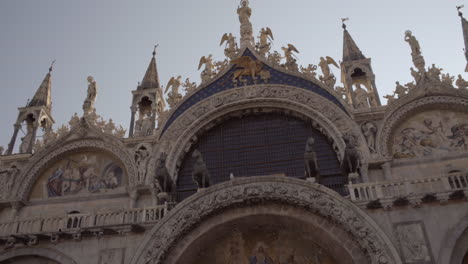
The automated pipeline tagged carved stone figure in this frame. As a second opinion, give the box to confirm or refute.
[304,137,320,181]
[237,0,254,46]
[342,134,361,180]
[282,44,299,72]
[300,64,318,80]
[410,67,421,84]
[441,73,455,86]
[354,84,370,109]
[318,56,339,80]
[182,78,198,93]
[405,31,425,71]
[256,27,273,56]
[0,146,4,156]
[361,121,377,153]
[395,223,431,263]
[405,81,416,91]
[456,74,468,89]
[192,149,210,189]
[165,76,183,108]
[213,59,229,74]
[0,165,19,199]
[220,33,238,60]
[335,86,347,100]
[427,64,442,81]
[264,51,280,65]
[135,113,153,137]
[135,147,150,184]
[231,56,264,85]
[83,76,97,115]
[154,153,175,194]
[384,94,396,104]
[198,55,215,83]
[394,81,407,99]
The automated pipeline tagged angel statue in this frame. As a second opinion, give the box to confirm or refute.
[165,76,183,108]
[318,56,339,88]
[456,74,468,89]
[198,55,215,83]
[220,33,238,60]
[256,27,273,56]
[282,44,299,72]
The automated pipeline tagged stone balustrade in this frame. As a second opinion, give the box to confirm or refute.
[0,204,171,237]
[348,173,468,202]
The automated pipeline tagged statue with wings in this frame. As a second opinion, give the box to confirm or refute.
[198,55,215,83]
[282,44,299,71]
[231,56,264,85]
[318,56,339,80]
[220,33,238,60]
[165,76,183,108]
[256,27,273,56]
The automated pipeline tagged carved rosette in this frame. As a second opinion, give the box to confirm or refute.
[377,95,468,157]
[129,176,401,264]
[156,85,367,177]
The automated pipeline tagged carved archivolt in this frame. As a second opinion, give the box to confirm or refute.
[377,96,468,157]
[14,136,137,201]
[0,247,77,264]
[157,84,368,177]
[129,176,402,264]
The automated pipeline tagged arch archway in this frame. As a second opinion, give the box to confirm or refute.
[130,176,401,264]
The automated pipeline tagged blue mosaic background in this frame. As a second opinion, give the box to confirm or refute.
[161,49,348,136]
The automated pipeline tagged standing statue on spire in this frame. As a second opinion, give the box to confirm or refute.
[238,0,254,47]
[83,76,97,115]
[405,31,425,72]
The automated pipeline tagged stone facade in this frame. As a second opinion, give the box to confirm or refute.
[1,2,468,264]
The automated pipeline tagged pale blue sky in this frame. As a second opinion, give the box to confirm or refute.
[0,0,466,149]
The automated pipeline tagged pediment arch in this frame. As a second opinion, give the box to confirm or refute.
[157,84,369,181]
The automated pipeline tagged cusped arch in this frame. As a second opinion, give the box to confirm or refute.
[0,247,77,264]
[157,84,368,178]
[14,137,137,202]
[377,95,468,157]
[129,176,401,264]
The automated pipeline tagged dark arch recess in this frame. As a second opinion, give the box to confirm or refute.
[176,112,346,201]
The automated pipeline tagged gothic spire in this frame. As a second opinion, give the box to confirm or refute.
[139,45,161,90]
[458,5,468,72]
[28,61,54,110]
[342,21,366,62]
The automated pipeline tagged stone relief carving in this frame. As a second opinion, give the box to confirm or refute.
[392,109,468,159]
[379,96,468,157]
[192,149,211,189]
[394,222,432,263]
[133,177,397,264]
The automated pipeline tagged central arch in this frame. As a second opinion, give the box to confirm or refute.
[129,176,401,264]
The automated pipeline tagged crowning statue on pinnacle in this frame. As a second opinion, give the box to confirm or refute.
[238,0,255,47]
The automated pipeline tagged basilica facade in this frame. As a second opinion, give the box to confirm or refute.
[2,2,468,264]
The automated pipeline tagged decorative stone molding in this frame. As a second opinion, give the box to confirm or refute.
[12,122,138,201]
[377,96,468,157]
[0,247,78,264]
[157,84,368,178]
[129,176,402,264]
